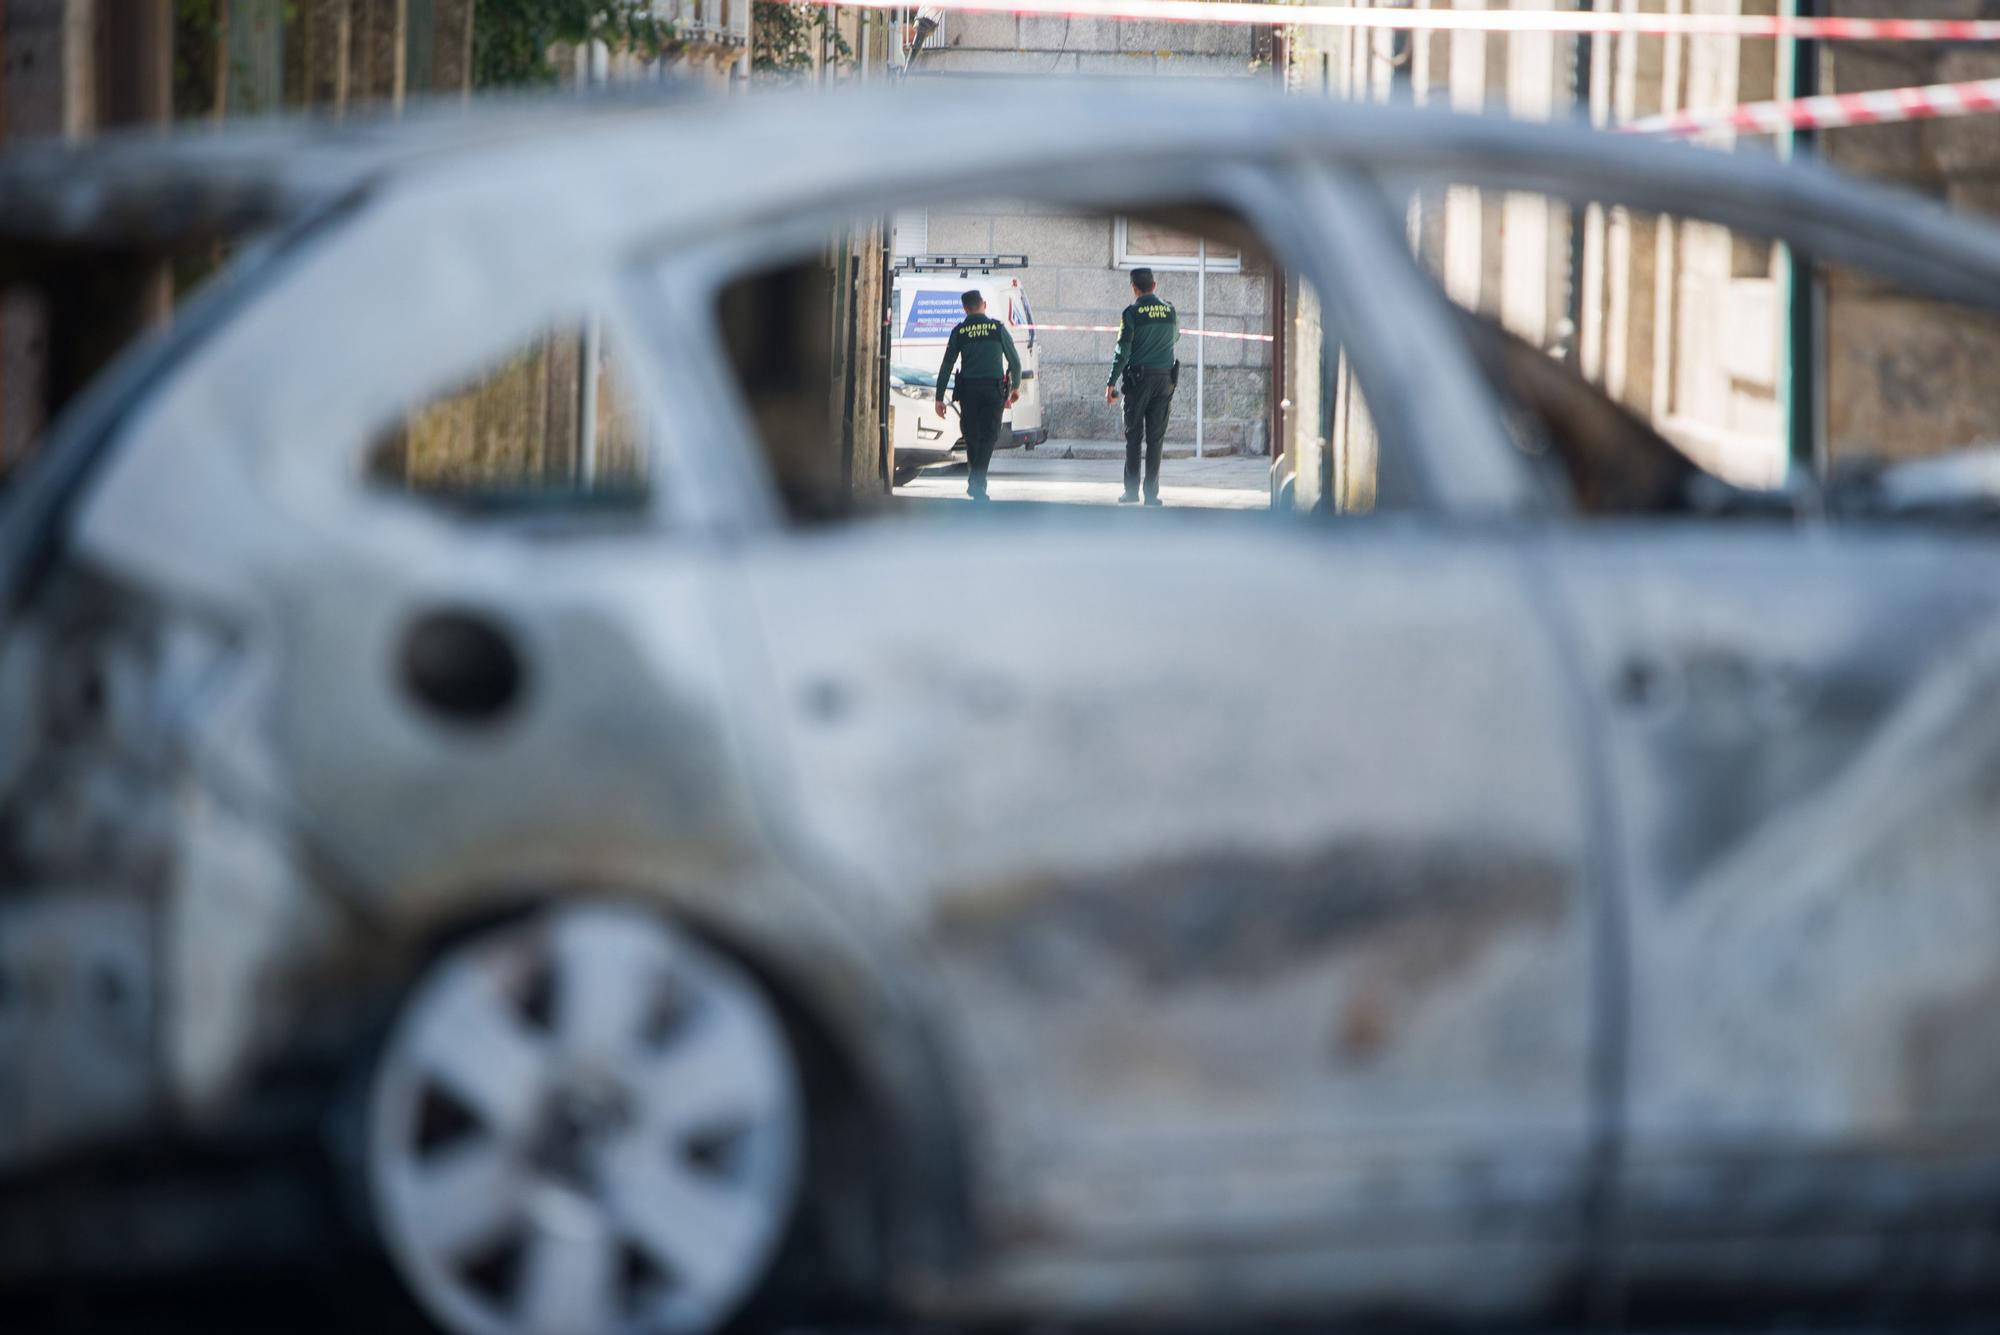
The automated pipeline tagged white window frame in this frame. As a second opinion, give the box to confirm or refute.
[893,208,930,259]
[1113,216,1243,272]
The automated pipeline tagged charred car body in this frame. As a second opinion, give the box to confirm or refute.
[3,83,2000,1335]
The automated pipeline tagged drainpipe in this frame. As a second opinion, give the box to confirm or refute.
[1562,0,1594,371]
[879,228,894,487]
[1783,0,1827,481]
[1195,237,1207,459]
[737,0,752,86]
[575,43,604,486]
[1387,0,1413,101]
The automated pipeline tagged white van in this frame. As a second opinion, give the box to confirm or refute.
[889,262,1046,481]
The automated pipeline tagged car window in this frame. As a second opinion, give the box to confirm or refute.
[364,319,653,516]
[1388,184,2000,520]
[1013,289,1034,339]
[709,198,1409,521]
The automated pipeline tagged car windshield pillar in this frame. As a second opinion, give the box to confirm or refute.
[1276,163,1550,519]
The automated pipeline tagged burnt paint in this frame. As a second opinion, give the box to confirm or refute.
[933,839,1571,995]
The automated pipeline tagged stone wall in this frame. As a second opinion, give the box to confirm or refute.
[1285,0,2000,486]
[1822,2,2000,464]
[0,1,173,468]
[917,13,1258,77]
[921,202,1272,449]
[906,17,1273,450]
[1285,0,1803,495]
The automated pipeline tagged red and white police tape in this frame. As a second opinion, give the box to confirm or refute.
[1625,75,2000,138]
[853,0,2000,41]
[869,1,2000,136]
[1024,321,1275,343]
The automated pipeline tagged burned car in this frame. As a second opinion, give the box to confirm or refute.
[5,81,2000,1335]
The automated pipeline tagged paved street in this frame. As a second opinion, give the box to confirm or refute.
[897,450,1272,509]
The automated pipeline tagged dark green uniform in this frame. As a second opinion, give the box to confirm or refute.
[936,313,1023,500]
[1108,292,1179,502]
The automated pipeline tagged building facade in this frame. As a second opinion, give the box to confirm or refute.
[0,1,892,496]
[1278,0,2000,512]
[900,15,1277,452]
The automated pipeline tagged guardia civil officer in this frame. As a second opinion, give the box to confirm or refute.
[935,290,1023,502]
[1103,267,1179,506]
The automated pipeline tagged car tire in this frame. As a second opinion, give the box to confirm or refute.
[361,903,805,1335]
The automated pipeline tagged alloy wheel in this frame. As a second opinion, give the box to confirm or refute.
[367,903,803,1335]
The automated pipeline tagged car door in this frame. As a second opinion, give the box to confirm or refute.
[1549,522,2000,1307]
[44,244,774,1142]
[670,164,1612,1321]
[1375,163,2000,1307]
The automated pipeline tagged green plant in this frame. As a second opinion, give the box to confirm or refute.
[474,0,681,87]
[753,1,851,78]
[173,0,226,116]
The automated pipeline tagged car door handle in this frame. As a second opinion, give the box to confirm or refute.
[1614,655,1676,712]
[1615,649,1815,726]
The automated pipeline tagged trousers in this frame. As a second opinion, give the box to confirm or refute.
[957,379,1006,498]
[1122,367,1175,500]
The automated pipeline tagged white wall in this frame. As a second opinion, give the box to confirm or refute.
[903,17,1274,450]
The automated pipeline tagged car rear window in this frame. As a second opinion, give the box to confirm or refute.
[363,319,654,515]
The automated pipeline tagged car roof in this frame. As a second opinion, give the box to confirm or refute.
[7,78,2000,309]
[11,78,2000,612]
[0,85,704,251]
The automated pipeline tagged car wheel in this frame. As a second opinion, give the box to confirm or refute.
[365,903,804,1335]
